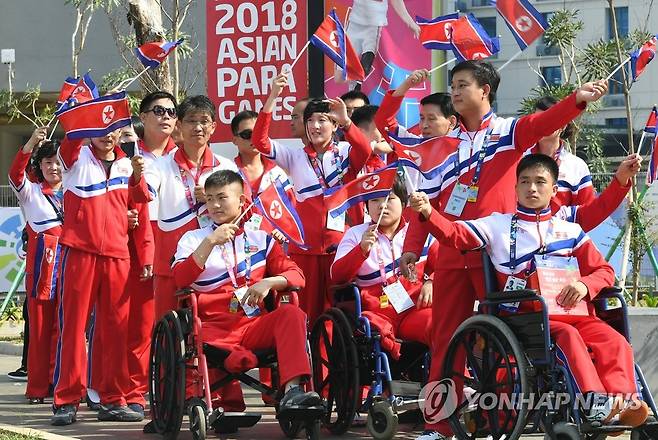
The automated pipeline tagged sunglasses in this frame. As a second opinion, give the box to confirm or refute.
[237,129,253,140]
[144,105,177,118]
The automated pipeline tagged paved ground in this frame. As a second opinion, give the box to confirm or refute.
[0,354,632,440]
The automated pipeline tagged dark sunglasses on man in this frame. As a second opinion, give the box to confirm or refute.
[237,129,253,140]
[143,105,177,118]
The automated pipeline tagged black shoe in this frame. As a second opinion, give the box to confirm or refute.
[143,420,157,434]
[7,366,27,382]
[279,386,322,410]
[98,404,144,422]
[128,403,145,417]
[86,395,101,411]
[51,404,77,426]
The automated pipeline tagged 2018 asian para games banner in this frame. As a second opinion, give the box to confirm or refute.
[324,0,437,134]
[206,0,308,143]
[0,208,25,292]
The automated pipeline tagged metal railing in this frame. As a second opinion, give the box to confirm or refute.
[0,185,18,207]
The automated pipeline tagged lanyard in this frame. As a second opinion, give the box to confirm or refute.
[375,234,400,286]
[307,145,342,189]
[459,128,493,187]
[509,215,554,273]
[219,235,252,289]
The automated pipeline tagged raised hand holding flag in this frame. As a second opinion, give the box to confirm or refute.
[324,167,398,219]
[252,178,307,250]
[449,14,501,62]
[630,35,657,82]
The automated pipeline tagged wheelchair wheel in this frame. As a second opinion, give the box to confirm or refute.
[305,419,321,440]
[366,400,399,440]
[149,311,186,439]
[279,418,304,439]
[189,404,207,440]
[442,314,529,440]
[544,422,580,440]
[310,308,360,435]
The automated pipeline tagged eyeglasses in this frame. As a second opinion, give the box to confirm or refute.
[182,119,213,128]
[144,105,177,118]
[237,129,253,140]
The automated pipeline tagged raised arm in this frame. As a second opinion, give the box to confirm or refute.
[9,127,48,193]
[253,72,290,157]
[374,70,428,142]
[513,80,607,151]
[57,134,85,171]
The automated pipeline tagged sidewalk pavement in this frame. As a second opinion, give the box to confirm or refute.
[0,354,630,440]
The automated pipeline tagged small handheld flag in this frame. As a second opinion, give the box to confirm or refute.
[630,35,657,82]
[56,72,99,112]
[253,178,307,249]
[646,135,658,185]
[389,134,463,179]
[310,9,365,81]
[55,92,131,139]
[324,167,398,219]
[450,14,501,62]
[492,0,548,50]
[417,13,460,51]
[645,106,657,134]
[134,38,184,69]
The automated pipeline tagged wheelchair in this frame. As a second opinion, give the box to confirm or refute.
[148,287,324,440]
[309,284,430,439]
[439,251,658,440]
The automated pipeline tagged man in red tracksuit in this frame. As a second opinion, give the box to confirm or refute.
[376,61,609,440]
[52,129,145,426]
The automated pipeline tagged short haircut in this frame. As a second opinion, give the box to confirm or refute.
[204,170,244,192]
[303,99,332,125]
[230,110,258,136]
[130,115,144,139]
[420,92,457,118]
[32,140,60,182]
[351,105,379,127]
[340,90,370,105]
[178,95,216,121]
[139,91,177,114]
[516,153,559,183]
[534,95,574,140]
[450,60,500,104]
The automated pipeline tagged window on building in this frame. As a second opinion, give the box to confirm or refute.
[541,66,561,85]
[538,12,559,56]
[607,7,628,39]
[606,118,628,129]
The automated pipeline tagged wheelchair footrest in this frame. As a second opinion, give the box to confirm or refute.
[210,411,262,433]
[277,405,325,422]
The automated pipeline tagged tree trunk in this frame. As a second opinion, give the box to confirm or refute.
[609,1,638,300]
[128,0,172,93]
[172,0,180,100]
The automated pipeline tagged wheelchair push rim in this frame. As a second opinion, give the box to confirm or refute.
[310,308,360,435]
[148,311,187,438]
[442,314,529,440]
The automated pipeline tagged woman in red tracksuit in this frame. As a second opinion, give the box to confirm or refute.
[331,176,438,357]
[8,127,62,404]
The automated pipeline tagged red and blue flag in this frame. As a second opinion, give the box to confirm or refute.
[254,178,307,250]
[630,35,656,82]
[389,133,462,179]
[645,106,657,134]
[450,14,501,62]
[491,0,548,50]
[646,135,658,185]
[310,9,365,81]
[56,72,99,111]
[417,13,460,51]
[134,38,184,69]
[55,92,131,139]
[324,167,398,219]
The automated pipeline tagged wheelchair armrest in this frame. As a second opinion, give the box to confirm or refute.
[275,286,301,307]
[592,286,626,312]
[485,288,539,302]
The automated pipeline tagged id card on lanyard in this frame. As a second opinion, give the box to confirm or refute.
[221,236,259,317]
[376,237,413,313]
[179,161,214,228]
[309,146,346,232]
[445,129,492,217]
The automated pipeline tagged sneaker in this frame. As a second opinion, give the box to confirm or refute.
[416,430,448,440]
[128,403,145,417]
[279,386,322,410]
[98,404,144,422]
[27,397,45,404]
[51,404,77,426]
[7,366,28,382]
[586,394,623,425]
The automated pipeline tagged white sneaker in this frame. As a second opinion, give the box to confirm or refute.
[586,394,622,424]
[416,430,448,440]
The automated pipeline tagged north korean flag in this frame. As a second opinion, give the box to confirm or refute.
[417,13,460,51]
[492,0,548,50]
[254,178,308,250]
[134,38,184,69]
[55,92,131,139]
[324,167,398,219]
[389,133,462,179]
[645,106,657,134]
[56,72,99,111]
[310,9,365,81]
[646,135,658,185]
[630,36,657,82]
[450,14,501,62]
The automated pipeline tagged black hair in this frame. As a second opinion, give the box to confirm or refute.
[534,95,574,140]
[420,92,457,118]
[303,99,333,125]
[32,140,60,182]
[178,95,216,121]
[230,110,258,136]
[139,91,177,114]
[351,105,379,127]
[450,60,500,104]
[130,115,144,139]
[516,153,559,183]
[204,170,244,192]
[340,90,370,105]
[366,174,409,211]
